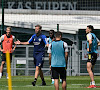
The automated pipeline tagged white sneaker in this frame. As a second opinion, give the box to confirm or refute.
[7,77,9,79]
[0,73,2,79]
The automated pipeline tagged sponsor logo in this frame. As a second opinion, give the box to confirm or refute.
[38,38,41,42]
[33,42,40,45]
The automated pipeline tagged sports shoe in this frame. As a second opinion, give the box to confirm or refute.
[32,81,36,86]
[7,77,9,79]
[51,81,54,84]
[93,85,96,88]
[42,81,46,86]
[87,85,96,88]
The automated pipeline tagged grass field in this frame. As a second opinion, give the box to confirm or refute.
[0,76,100,90]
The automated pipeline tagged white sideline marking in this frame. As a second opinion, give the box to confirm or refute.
[1,84,100,89]
[1,77,100,80]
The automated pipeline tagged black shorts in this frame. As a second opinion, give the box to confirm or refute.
[87,53,97,65]
[51,67,66,79]
[2,53,12,62]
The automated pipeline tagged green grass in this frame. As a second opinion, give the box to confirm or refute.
[0,76,100,90]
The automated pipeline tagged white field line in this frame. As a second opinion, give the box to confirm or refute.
[0,84,100,89]
[72,84,100,85]
[1,77,100,80]
[1,85,83,88]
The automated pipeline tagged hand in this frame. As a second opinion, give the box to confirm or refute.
[52,38,55,41]
[87,48,89,52]
[14,40,21,45]
[1,49,4,52]
[50,65,51,70]
[98,42,100,46]
[46,44,49,47]
[11,49,15,53]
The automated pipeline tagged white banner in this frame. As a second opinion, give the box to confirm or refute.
[82,41,100,60]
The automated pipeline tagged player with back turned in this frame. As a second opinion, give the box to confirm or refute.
[48,31,68,90]
[47,30,62,84]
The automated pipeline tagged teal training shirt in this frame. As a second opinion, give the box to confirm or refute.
[87,33,98,53]
[51,40,66,67]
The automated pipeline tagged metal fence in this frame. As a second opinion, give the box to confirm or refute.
[2,45,100,76]
[1,0,100,76]
[12,45,75,76]
[2,45,77,76]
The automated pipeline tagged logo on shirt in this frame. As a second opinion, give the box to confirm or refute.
[7,40,10,43]
[33,42,40,45]
[38,38,41,42]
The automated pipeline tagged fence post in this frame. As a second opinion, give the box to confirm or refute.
[26,46,28,76]
[14,58,16,76]
[72,44,79,76]
[1,0,4,35]
[57,24,59,31]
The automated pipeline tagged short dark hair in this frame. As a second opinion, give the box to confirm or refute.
[55,31,62,38]
[87,25,94,31]
[49,30,55,34]
[6,27,12,31]
[35,25,42,30]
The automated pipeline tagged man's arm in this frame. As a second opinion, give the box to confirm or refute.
[49,53,51,70]
[20,41,29,45]
[12,36,17,52]
[88,39,92,52]
[14,40,29,45]
[65,52,68,69]
[15,35,35,45]
[98,42,100,46]
[86,34,92,52]
[49,53,51,65]
[11,44,16,53]
[0,45,4,52]
[42,35,49,47]
[63,42,68,68]
[47,43,51,69]
[46,44,49,47]
[0,35,4,52]
[96,37,100,46]
[48,44,51,64]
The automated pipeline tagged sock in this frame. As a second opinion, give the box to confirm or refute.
[92,81,95,85]
[52,79,54,82]
[0,73,2,78]
[42,78,45,82]
[34,78,37,83]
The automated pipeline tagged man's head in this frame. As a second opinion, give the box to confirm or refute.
[55,31,62,40]
[35,25,42,35]
[6,27,11,36]
[49,30,55,38]
[86,25,94,34]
